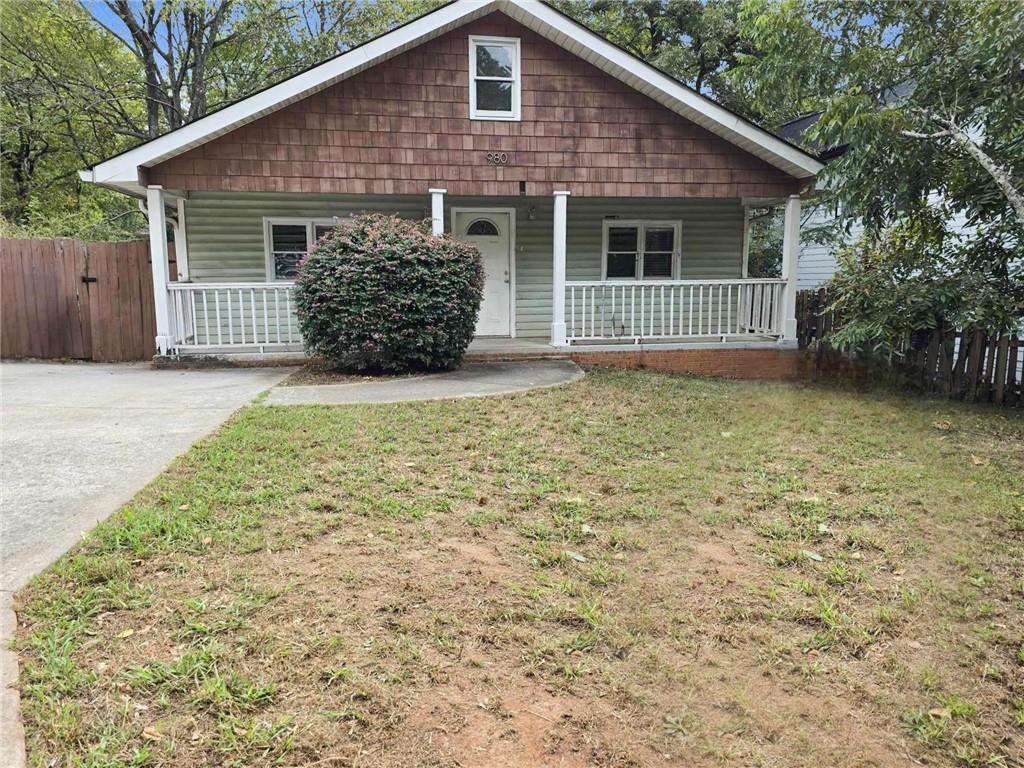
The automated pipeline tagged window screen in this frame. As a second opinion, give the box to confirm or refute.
[642,227,675,278]
[606,226,639,279]
[270,224,308,280]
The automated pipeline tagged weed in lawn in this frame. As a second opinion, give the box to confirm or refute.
[321,666,355,686]
[14,370,1024,768]
[213,715,295,765]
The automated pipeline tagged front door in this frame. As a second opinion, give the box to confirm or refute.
[455,210,512,337]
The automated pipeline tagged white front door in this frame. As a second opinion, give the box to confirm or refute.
[455,210,512,337]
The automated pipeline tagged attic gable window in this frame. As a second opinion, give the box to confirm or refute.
[469,36,521,121]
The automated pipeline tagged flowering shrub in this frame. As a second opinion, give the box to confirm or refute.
[294,213,484,372]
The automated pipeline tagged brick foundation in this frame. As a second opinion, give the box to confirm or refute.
[569,347,804,380]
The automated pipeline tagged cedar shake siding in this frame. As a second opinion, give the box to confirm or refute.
[148,12,799,199]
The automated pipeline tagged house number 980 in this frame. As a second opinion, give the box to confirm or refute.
[486,152,509,165]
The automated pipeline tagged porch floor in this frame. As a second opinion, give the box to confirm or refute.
[464,335,789,361]
[465,337,560,359]
[166,335,790,364]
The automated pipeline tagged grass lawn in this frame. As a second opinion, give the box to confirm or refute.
[14,369,1024,768]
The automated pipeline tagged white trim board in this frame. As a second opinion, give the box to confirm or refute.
[79,0,822,194]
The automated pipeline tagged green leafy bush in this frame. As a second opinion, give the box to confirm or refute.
[828,206,1023,352]
[294,214,483,372]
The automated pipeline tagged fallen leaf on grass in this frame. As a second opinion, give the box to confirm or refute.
[565,551,588,563]
[142,727,163,742]
[116,629,134,639]
[801,549,824,562]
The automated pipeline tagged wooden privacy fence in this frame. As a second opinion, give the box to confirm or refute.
[797,288,1023,408]
[1,238,175,362]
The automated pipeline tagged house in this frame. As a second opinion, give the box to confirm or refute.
[79,0,822,363]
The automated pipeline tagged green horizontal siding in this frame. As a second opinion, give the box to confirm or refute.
[184,191,744,338]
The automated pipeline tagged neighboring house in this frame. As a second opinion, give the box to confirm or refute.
[80,0,822,359]
[776,103,974,291]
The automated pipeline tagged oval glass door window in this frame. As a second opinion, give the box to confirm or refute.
[466,218,499,236]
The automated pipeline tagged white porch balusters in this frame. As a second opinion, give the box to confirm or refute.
[429,188,446,235]
[551,190,570,347]
[146,185,174,355]
[780,194,801,343]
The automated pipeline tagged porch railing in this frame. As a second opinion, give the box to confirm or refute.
[566,279,785,343]
[167,282,301,351]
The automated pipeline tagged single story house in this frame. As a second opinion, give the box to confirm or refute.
[79,0,822,360]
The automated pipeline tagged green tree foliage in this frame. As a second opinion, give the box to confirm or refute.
[829,209,1022,350]
[1,0,148,238]
[735,0,1024,341]
[745,207,782,278]
[0,0,439,238]
[555,0,755,113]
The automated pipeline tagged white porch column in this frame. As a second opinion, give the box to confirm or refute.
[551,190,571,347]
[146,185,174,355]
[428,188,446,235]
[173,197,190,280]
[780,194,801,342]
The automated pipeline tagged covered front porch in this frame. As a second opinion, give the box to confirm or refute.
[145,187,803,358]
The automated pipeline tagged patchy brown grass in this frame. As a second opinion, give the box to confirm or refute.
[14,369,1024,768]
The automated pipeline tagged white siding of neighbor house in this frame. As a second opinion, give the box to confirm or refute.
[184,191,745,338]
[796,204,865,291]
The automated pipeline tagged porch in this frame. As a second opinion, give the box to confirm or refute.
[147,188,803,358]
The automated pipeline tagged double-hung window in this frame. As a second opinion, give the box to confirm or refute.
[602,221,682,280]
[264,218,337,280]
[469,36,521,120]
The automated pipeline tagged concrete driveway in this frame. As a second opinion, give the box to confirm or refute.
[0,362,290,591]
[1,361,290,768]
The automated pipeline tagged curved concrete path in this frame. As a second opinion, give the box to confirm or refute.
[263,360,583,406]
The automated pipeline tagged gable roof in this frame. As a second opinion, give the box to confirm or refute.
[80,0,823,195]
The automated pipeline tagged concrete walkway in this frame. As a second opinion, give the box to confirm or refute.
[264,360,583,406]
[1,361,290,768]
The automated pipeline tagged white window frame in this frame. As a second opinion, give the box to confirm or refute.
[468,35,521,121]
[601,220,682,281]
[263,217,340,281]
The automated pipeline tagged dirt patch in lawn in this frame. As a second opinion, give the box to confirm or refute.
[14,370,1024,767]
[280,360,409,386]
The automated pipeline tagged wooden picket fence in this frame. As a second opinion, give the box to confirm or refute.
[797,288,1023,408]
[1,237,175,362]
